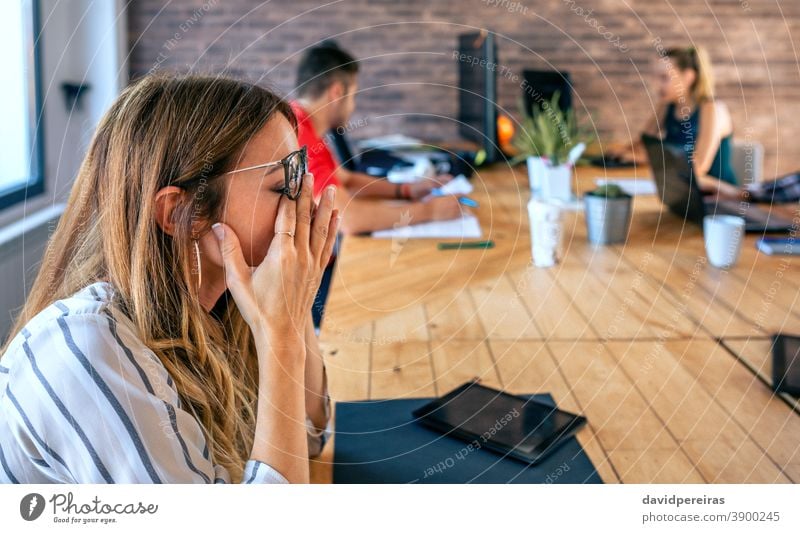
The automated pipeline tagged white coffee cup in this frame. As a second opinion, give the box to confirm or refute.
[703,215,745,268]
[528,198,563,267]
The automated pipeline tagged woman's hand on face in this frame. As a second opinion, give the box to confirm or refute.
[211,173,339,340]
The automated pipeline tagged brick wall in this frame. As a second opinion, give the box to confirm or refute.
[128,0,800,176]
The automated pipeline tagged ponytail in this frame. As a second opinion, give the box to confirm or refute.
[666,45,715,103]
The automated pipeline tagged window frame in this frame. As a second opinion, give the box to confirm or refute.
[0,0,45,211]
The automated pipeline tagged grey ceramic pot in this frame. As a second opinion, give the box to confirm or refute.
[584,193,632,245]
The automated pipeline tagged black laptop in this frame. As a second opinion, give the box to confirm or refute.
[641,133,792,233]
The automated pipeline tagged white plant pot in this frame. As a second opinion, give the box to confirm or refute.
[526,156,546,194]
[540,163,574,202]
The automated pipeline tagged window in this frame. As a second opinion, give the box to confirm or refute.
[0,0,43,210]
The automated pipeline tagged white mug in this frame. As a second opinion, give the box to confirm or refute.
[528,199,563,267]
[703,215,745,268]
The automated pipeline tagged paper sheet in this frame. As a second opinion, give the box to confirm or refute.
[434,175,473,196]
[595,178,658,196]
[371,214,482,239]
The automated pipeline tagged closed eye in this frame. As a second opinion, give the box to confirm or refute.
[259,166,284,193]
[268,180,285,193]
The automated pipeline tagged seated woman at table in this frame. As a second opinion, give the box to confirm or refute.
[0,75,336,483]
[618,45,800,204]
[614,46,741,198]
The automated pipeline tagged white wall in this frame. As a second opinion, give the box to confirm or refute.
[0,0,127,339]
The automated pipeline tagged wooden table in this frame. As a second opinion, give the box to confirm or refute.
[310,163,800,484]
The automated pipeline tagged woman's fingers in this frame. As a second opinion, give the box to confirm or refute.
[211,222,251,293]
[319,209,340,269]
[274,191,297,241]
[294,172,314,247]
[311,185,336,260]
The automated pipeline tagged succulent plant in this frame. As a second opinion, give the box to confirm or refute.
[587,183,629,198]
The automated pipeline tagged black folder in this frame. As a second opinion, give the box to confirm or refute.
[332,392,601,484]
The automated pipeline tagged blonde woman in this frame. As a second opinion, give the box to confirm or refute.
[645,46,739,196]
[0,75,339,484]
[616,46,740,197]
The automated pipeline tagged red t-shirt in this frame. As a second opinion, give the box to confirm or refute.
[290,101,341,199]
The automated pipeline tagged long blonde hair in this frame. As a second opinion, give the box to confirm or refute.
[666,45,715,103]
[2,74,296,482]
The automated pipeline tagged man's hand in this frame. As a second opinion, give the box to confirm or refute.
[407,174,454,199]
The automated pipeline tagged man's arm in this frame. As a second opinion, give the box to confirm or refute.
[336,167,398,198]
[337,168,451,200]
[332,184,464,235]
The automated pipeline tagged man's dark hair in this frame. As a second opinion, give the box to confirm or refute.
[295,40,359,99]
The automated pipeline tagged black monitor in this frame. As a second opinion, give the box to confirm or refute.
[457,31,498,163]
[521,70,572,116]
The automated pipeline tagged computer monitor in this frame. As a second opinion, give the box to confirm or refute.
[521,70,572,116]
[457,31,499,163]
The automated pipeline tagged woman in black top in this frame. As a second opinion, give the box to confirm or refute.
[644,46,740,197]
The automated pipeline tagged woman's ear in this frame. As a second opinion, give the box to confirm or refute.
[153,186,186,236]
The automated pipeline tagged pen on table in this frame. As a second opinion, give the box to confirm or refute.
[437,240,494,250]
[458,196,479,208]
[429,189,479,208]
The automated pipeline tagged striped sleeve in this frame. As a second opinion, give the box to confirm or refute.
[2,310,287,484]
[241,459,290,484]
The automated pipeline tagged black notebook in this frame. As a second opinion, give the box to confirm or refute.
[412,381,587,465]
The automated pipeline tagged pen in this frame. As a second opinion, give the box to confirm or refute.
[437,240,494,250]
[458,196,479,208]
[429,190,479,208]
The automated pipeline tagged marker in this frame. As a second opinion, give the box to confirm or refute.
[458,196,479,208]
[437,240,494,250]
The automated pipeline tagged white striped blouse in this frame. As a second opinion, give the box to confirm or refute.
[0,281,320,484]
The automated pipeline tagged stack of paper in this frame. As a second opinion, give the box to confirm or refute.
[371,214,482,239]
[434,175,473,196]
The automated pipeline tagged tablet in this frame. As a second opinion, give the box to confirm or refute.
[772,334,800,396]
[412,381,587,465]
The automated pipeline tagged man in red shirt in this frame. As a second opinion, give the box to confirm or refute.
[292,41,464,235]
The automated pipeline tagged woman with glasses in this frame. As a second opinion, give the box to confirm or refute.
[0,75,337,483]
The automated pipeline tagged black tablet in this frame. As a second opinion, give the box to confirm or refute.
[412,381,587,465]
[772,334,800,396]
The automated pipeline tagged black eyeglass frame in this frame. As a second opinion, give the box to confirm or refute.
[217,145,308,200]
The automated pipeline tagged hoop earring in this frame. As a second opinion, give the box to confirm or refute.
[193,240,202,289]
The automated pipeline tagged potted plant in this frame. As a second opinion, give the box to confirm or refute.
[511,92,594,202]
[584,183,632,245]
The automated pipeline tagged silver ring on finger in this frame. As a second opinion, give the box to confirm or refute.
[275,230,295,237]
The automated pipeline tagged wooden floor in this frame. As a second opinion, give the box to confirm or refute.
[311,163,800,483]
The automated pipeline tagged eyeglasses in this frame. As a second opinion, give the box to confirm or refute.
[220,146,307,200]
